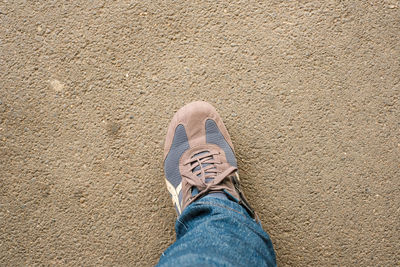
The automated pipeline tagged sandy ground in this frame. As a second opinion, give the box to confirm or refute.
[1,1,399,266]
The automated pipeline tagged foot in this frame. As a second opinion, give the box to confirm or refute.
[163,101,255,218]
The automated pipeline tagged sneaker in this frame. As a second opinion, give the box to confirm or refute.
[163,101,256,218]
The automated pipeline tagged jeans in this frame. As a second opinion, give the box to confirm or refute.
[157,196,277,267]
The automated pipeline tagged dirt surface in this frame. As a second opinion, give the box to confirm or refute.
[1,1,399,266]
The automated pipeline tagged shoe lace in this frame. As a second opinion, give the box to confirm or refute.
[183,151,237,198]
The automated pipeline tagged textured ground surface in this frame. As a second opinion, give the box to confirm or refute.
[1,0,399,266]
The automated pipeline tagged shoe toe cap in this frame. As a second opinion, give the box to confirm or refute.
[164,101,234,159]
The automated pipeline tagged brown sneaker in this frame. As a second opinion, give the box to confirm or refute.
[163,101,255,218]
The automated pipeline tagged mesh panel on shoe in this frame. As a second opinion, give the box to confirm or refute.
[205,119,237,167]
[164,124,189,188]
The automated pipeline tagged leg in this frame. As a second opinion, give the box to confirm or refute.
[157,196,276,266]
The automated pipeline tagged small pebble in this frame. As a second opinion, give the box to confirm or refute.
[50,79,64,92]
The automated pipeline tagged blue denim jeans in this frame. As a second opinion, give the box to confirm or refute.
[157,196,276,266]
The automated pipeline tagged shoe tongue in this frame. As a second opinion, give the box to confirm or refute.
[191,151,216,183]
